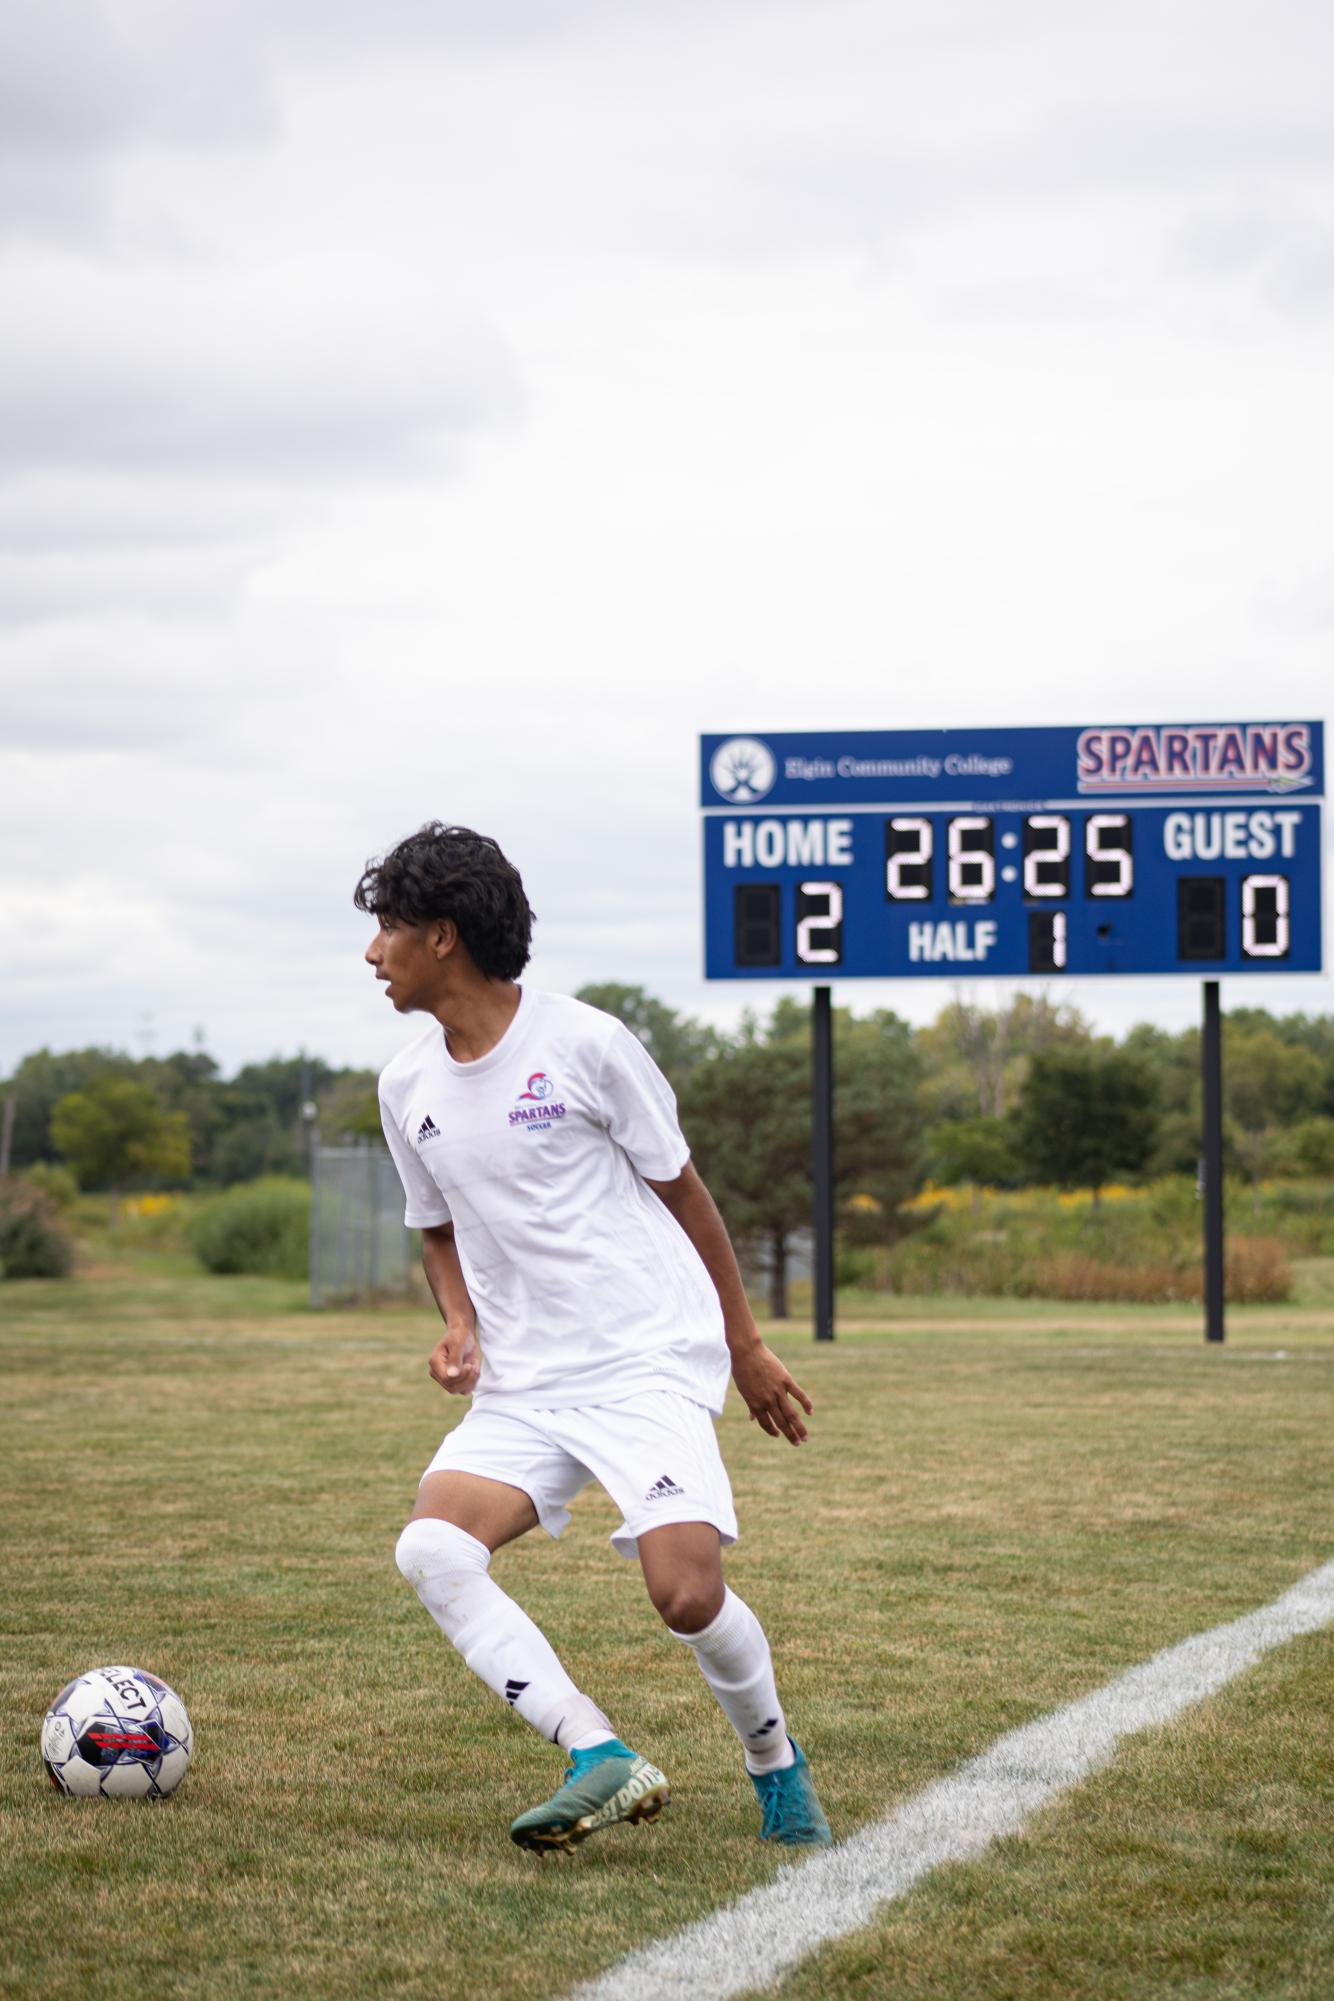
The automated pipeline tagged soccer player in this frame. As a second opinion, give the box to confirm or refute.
[360,823,831,1853]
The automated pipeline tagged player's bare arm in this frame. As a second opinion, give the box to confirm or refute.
[420,1222,480,1394]
[645,1162,813,1447]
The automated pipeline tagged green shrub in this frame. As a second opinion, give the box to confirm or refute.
[927,1115,1022,1188]
[836,1244,878,1288]
[1263,1118,1334,1180]
[882,1178,1301,1302]
[21,1161,80,1210]
[0,1178,74,1279]
[188,1177,309,1278]
[1254,1181,1334,1257]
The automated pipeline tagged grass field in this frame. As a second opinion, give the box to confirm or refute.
[3,1262,1334,1999]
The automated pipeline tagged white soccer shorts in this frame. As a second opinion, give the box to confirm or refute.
[420,1388,739,1558]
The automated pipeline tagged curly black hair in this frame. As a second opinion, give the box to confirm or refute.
[354,824,534,981]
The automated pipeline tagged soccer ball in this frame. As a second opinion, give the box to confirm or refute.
[42,1665,193,1799]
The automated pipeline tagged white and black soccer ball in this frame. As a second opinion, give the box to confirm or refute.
[42,1665,192,1799]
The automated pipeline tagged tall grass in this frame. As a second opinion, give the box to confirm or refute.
[860,1176,1332,1303]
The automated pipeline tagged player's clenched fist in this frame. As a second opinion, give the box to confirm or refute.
[428,1322,480,1394]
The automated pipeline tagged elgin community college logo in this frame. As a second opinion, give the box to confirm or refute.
[509,1072,567,1129]
[709,737,776,803]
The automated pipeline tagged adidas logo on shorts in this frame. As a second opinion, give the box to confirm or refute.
[644,1473,685,1502]
[416,1114,441,1144]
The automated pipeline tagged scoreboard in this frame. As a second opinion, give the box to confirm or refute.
[701,723,1325,981]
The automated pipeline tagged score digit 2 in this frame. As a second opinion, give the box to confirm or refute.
[732,880,847,968]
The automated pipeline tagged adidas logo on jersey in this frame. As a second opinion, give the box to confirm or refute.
[416,1114,441,1144]
[644,1473,685,1502]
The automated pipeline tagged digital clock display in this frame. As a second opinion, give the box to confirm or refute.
[701,725,1324,981]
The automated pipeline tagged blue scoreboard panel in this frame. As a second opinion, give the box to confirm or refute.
[701,723,1325,980]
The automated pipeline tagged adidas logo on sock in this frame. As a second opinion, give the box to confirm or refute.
[504,1679,529,1706]
[749,1716,781,1740]
[416,1114,441,1144]
[644,1473,685,1502]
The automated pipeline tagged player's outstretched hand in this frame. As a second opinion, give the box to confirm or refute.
[428,1320,480,1395]
[731,1343,813,1445]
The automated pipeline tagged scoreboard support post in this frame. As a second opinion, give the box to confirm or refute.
[1201,980,1226,1344]
[812,986,835,1342]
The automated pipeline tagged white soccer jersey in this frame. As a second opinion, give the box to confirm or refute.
[378,990,730,1414]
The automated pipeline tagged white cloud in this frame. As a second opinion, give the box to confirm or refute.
[0,256,516,477]
[2,1,1332,1075]
[0,0,274,239]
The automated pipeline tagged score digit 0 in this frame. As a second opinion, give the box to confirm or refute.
[1241,873,1289,958]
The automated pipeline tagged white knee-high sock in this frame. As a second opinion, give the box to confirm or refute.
[396,1519,614,1751]
[671,1587,795,1774]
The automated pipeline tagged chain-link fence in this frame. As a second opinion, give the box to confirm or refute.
[310,1141,415,1307]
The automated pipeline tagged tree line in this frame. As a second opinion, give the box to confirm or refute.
[5,988,1333,1311]
[2,1046,382,1189]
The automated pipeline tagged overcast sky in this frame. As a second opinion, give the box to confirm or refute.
[2,0,1331,1078]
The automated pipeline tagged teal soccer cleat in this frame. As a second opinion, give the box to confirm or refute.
[750,1740,832,1846]
[510,1739,670,1853]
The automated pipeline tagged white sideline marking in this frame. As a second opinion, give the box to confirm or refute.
[571,1558,1334,2001]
